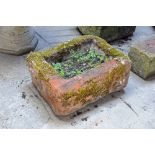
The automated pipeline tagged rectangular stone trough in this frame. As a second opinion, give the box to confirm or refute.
[27,35,131,116]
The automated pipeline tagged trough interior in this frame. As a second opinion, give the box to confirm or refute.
[46,39,113,78]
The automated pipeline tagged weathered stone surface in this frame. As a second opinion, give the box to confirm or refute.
[78,26,136,42]
[129,37,155,79]
[27,35,131,116]
[0,26,38,55]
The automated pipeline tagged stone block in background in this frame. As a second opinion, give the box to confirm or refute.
[0,26,38,55]
[129,37,155,79]
[27,35,131,116]
[78,26,136,42]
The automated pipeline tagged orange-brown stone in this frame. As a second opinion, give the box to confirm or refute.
[27,35,131,116]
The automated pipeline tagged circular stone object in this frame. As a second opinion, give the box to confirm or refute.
[0,26,38,55]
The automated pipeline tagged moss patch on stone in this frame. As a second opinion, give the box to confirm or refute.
[129,46,155,79]
[61,62,126,107]
[78,26,102,37]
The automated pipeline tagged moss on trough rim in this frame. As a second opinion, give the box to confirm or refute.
[27,35,129,81]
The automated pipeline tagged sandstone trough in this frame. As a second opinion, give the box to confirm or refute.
[27,35,131,116]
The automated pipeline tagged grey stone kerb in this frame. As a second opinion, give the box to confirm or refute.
[0,26,38,55]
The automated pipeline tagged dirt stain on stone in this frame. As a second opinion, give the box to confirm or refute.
[95,123,98,126]
[70,111,83,119]
[22,92,26,99]
[20,80,24,85]
[71,121,77,126]
[81,117,88,121]
[94,104,98,108]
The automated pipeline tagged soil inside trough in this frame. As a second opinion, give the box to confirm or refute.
[48,48,112,78]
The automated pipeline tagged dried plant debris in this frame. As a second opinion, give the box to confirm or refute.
[51,48,112,78]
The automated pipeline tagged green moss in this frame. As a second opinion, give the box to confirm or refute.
[27,52,57,81]
[129,46,155,79]
[93,36,130,60]
[78,26,102,36]
[61,62,125,107]
[27,35,129,81]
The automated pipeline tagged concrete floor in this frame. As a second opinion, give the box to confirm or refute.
[0,26,155,128]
